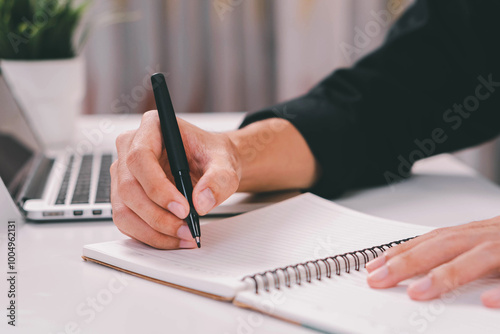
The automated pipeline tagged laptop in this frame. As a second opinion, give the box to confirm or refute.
[0,71,113,221]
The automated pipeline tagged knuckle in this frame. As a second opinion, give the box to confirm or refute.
[440,231,463,245]
[115,134,126,148]
[142,110,158,123]
[428,227,446,238]
[117,177,136,198]
[479,240,500,253]
[126,147,145,170]
[145,182,168,207]
[384,243,405,259]
[440,232,469,254]
[115,130,134,149]
[398,250,415,263]
[397,252,424,274]
[112,204,129,225]
[432,264,460,289]
[214,168,238,190]
[148,212,164,231]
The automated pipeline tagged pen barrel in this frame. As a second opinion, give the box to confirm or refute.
[151,73,200,241]
[151,73,189,172]
[174,170,200,237]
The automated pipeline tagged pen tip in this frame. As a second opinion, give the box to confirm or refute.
[195,237,201,248]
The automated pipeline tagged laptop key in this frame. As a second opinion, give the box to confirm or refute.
[55,156,74,205]
[95,154,112,203]
[71,155,93,204]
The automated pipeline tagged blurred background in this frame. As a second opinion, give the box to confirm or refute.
[82,0,500,184]
[84,0,393,115]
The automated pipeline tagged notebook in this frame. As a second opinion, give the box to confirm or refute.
[82,193,499,333]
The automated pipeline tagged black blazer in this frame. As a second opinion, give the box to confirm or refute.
[241,0,500,198]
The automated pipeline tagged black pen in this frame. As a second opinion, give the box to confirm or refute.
[151,73,201,248]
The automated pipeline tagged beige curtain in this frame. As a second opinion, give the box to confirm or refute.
[83,0,276,115]
[82,0,396,116]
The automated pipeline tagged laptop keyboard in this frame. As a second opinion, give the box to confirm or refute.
[55,154,112,205]
[95,154,112,203]
[71,155,93,204]
[55,156,74,205]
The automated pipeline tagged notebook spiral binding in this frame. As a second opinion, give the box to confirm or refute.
[242,236,416,294]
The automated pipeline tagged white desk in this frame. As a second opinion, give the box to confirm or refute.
[2,113,500,334]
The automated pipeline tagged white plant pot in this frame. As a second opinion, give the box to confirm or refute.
[1,56,86,148]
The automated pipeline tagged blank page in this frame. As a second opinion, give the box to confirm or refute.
[83,193,432,299]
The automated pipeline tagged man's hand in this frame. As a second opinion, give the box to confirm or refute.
[110,110,241,249]
[366,216,500,308]
[110,111,318,250]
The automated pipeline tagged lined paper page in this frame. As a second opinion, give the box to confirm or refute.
[236,269,499,334]
[83,193,432,298]
[181,192,432,275]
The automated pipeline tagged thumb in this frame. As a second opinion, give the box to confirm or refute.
[192,164,240,216]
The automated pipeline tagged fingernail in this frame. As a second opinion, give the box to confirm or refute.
[197,188,216,215]
[177,224,193,240]
[368,264,389,282]
[366,255,386,272]
[409,275,433,294]
[168,201,188,219]
[179,239,197,249]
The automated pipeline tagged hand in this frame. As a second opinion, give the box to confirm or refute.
[365,216,500,308]
[110,110,241,249]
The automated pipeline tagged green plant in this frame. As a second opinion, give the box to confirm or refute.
[0,0,90,60]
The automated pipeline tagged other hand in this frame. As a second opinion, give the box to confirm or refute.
[366,216,500,308]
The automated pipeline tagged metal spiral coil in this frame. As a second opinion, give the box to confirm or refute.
[242,236,416,294]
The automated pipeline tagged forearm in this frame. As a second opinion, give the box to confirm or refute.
[239,0,500,198]
[227,118,319,192]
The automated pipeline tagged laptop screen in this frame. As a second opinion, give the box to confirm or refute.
[0,72,41,195]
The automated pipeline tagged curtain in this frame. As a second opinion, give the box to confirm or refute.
[83,0,276,115]
[82,0,396,115]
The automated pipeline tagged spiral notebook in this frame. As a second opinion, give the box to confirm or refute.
[82,193,499,334]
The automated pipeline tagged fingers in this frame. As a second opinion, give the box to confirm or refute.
[112,198,196,249]
[367,230,479,289]
[125,111,190,217]
[481,286,500,308]
[365,217,500,308]
[408,241,500,302]
[365,233,436,273]
[381,228,446,260]
[116,148,187,238]
[365,228,451,273]
[112,110,242,246]
[193,163,240,215]
[110,161,196,249]
[374,222,486,264]
[112,126,196,249]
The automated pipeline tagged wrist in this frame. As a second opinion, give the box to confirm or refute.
[226,118,319,192]
[225,128,251,192]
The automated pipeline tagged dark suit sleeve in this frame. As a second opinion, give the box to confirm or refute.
[240,0,500,198]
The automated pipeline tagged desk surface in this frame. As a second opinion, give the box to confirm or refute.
[2,113,500,334]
